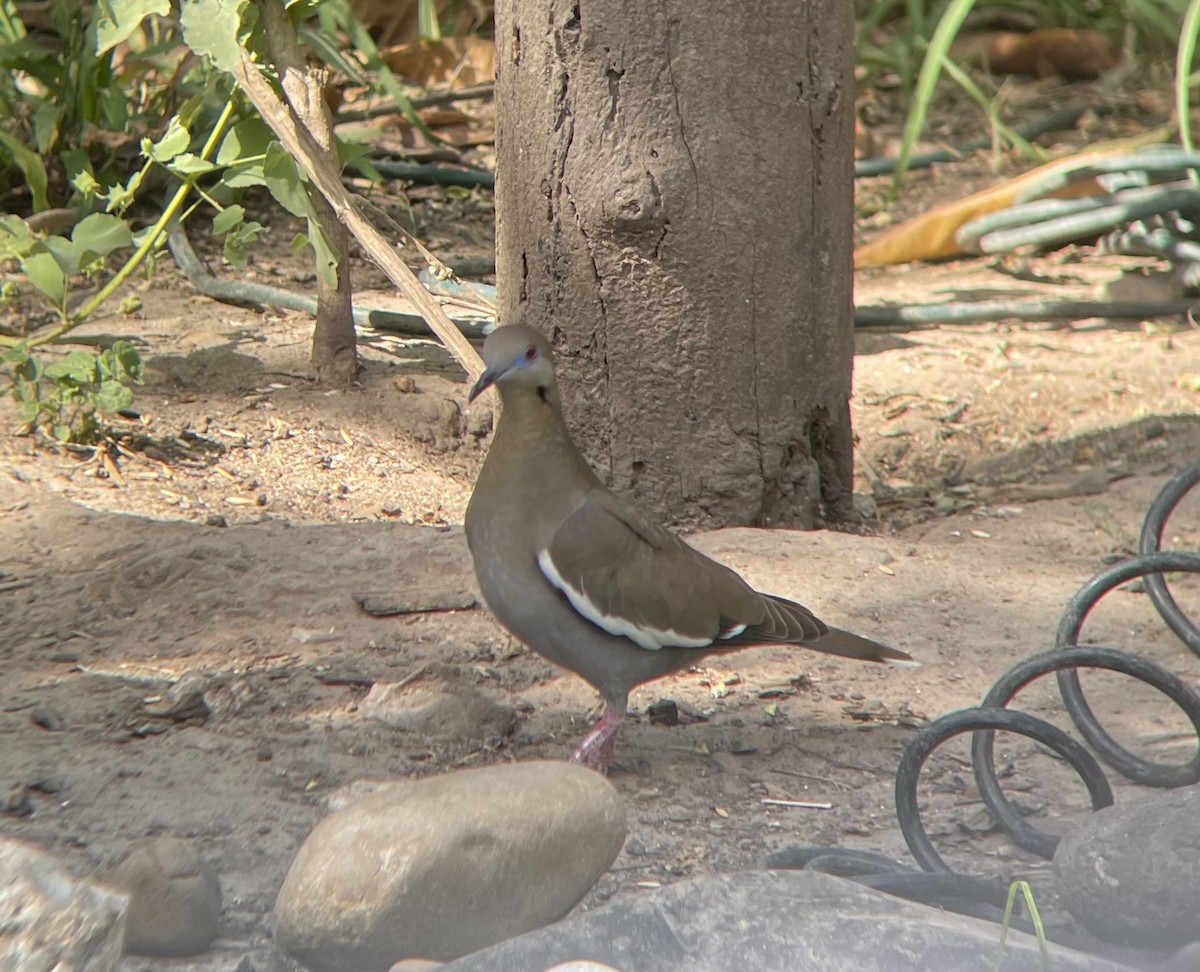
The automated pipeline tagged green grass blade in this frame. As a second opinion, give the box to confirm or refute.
[993,880,1050,972]
[890,0,980,200]
[417,0,441,42]
[323,0,441,146]
[938,56,1046,164]
[1178,0,1200,158]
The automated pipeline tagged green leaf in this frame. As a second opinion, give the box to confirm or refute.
[0,215,38,260]
[264,143,312,218]
[222,161,267,189]
[167,153,217,176]
[180,0,250,72]
[20,250,67,305]
[96,0,171,54]
[7,348,40,381]
[0,130,50,212]
[146,117,191,163]
[106,168,146,215]
[212,204,245,235]
[217,118,274,165]
[45,351,98,383]
[306,217,339,290]
[72,213,134,257]
[32,100,62,155]
[93,379,135,413]
[40,236,85,275]
[72,169,102,202]
[99,340,144,382]
[18,399,41,426]
[222,219,263,269]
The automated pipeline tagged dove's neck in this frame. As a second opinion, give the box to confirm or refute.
[487,382,600,499]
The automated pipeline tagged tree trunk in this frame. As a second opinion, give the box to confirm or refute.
[259,0,359,387]
[493,0,856,529]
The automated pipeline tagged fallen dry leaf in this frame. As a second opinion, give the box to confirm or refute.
[854,132,1168,268]
[956,28,1119,81]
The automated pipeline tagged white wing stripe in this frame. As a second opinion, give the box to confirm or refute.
[537,549,711,651]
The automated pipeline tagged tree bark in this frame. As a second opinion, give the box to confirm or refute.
[493,0,856,529]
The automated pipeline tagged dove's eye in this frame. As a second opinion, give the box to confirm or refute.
[524,345,538,361]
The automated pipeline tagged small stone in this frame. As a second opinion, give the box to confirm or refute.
[205,513,227,527]
[31,705,66,731]
[100,835,222,957]
[0,837,127,971]
[852,492,877,520]
[646,699,679,726]
[2,784,33,817]
[144,674,212,723]
[274,761,626,970]
[26,771,64,794]
[358,662,516,746]
[1054,785,1200,947]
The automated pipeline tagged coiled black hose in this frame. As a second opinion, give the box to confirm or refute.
[1139,458,1200,656]
[771,462,1200,940]
[898,464,1200,874]
[1053,556,1200,787]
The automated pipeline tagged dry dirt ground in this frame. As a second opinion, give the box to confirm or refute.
[4,168,1200,970]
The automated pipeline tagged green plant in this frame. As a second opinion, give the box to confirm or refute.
[866,0,1190,195]
[2,340,143,443]
[0,0,420,438]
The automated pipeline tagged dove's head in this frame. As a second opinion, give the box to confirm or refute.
[469,325,557,403]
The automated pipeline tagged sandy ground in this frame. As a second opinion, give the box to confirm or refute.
[3,178,1200,969]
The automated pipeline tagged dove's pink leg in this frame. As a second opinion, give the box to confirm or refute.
[569,696,627,774]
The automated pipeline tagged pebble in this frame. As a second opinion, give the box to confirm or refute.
[99,835,222,957]
[1054,785,1200,947]
[274,760,626,970]
[0,837,127,972]
[357,661,516,746]
[2,783,33,817]
[30,705,66,731]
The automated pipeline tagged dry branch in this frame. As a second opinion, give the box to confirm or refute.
[230,50,486,381]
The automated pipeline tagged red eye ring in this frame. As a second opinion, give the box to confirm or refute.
[524,345,537,361]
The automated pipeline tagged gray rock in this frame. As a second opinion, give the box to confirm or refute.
[0,837,127,972]
[1054,785,1200,948]
[100,835,222,957]
[358,662,516,745]
[274,761,626,970]
[439,870,1131,972]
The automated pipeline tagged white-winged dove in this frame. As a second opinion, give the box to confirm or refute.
[465,325,915,772]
